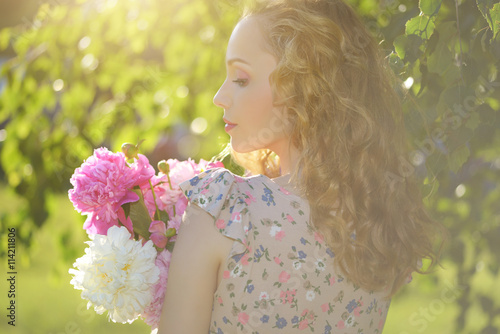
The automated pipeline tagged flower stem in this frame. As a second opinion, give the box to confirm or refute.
[166,171,173,190]
[149,179,161,220]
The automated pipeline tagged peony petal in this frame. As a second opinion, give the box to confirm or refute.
[149,221,167,234]
[130,154,156,187]
[150,233,167,249]
[118,190,140,207]
[141,249,172,329]
[206,161,224,169]
[83,212,119,235]
[117,207,134,235]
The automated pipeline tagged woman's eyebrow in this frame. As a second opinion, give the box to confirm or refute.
[226,57,251,66]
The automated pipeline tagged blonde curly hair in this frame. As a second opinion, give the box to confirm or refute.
[229,0,445,297]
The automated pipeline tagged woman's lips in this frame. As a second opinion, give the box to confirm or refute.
[225,124,237,132]
[223,118,237,132]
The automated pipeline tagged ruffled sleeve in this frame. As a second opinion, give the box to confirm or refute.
[179,168,249,259]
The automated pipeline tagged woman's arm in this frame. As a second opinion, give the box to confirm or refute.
[157,203,233,334]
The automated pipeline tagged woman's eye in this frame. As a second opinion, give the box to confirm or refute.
[232,78,248,87]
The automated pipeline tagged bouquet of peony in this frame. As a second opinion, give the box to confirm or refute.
[68,142,222,331]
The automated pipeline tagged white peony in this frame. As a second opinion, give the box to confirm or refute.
[69,226,160,323]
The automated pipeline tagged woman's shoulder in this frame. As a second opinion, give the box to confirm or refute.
[180,167,281,195]
[178,168,253,218]
[180,167,254,194]
[179,167,305,215]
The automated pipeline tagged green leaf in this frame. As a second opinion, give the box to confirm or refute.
[156,209,170,223]
[437,88,459,115]
[406,15,436,40]
[477,0,500,39]
[426,21,458,75]
[165,241,175,253]
[394,35,408,60]
[436,86,475,115]
[491,3,500,38]
[388,52,405,74]
[394,34,423,63]
[427,46,452,75]
[127,188,152,239]
[419,0,442,16]
[476,0,495,18]
[447,145,470,174]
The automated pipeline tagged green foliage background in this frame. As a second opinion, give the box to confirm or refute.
[0,0,499,333]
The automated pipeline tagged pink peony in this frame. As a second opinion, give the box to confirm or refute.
[142,249,172,329]
[149,220,167,248]
[69,148,140,235]
[166,216,182,243]
[143,159,221,222]
[206,161,224,169]
[158,159,199,208]
[69,148,225,330]
[141,174,170,219]
[130,154,156,187]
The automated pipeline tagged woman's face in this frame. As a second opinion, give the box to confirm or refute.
[213,17,289,154]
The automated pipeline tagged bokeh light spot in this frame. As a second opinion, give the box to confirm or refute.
[154,90,168,104]
[410,151,425,166]
[190,117,208,134]
[24,164,33,176]
[53,79,64,92]
[81,54,99,71]
[0,129,6,142]
[176,86,189,98]
[78,36,91,50]
[199,25,215,43]
[455,184,466,198]
[403,77,414,89]
[159,105,170,119]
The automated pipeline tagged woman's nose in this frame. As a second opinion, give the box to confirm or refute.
[213,80,230,109]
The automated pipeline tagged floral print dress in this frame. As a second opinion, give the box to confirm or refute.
[180,168,391,333]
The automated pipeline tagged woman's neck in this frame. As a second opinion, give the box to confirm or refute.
[276,143,300,176]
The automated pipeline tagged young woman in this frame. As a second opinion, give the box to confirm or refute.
[158,0,443,333]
